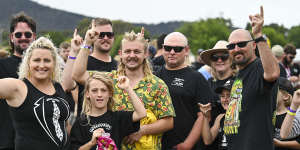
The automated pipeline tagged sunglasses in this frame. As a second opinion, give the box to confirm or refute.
[226,40,253,50]
[14,32,33,38]
[163,45,185,53]
[289,56,295,60]
[210,53,229,62]
[99,32,114,39]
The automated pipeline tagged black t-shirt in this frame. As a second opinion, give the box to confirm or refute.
[291,63,300,77]
[279,63,287,78]
[223,58,277,150]
[0,55,22,149]
[9,78,70,150]
[191,62,204,71]
[77,56,118,116]
[70,111,140,150]
[155,66,214,150]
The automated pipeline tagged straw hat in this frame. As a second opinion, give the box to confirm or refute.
[200,40,229,66]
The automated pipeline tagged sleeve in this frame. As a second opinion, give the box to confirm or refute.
[115,111,140,137]
[155,79,176,119]
[70,119,88,150]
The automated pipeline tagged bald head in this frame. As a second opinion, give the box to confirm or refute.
[164,32,188,46]
[228,29,253,43]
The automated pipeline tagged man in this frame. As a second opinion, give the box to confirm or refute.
[191,48,205,71]
[59,41,71,63]
[72,21,175,150]
[223,6,280,150]
[0,12,36,150]
[152,33,167,70]
[271,45,287,78]
[155,32,214,150]
[282,43,300,86]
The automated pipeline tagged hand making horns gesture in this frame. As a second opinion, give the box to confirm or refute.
[84,19,99,46]
[249,6,264,38]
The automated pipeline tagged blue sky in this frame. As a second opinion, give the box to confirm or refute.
[31,0,300,28]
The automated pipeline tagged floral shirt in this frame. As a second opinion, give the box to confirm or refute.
[107,70,175,150]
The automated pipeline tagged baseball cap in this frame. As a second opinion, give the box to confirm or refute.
[215,80,234,94]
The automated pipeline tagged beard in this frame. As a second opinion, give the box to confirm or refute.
[13,39,31,56]
[233,52,250,66]
[283,57,291,67]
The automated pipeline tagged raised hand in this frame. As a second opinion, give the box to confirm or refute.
[90,128,104,145]
[292,89,300,108]
[84,19,99,46]
[117,76,130,90]
[198,103,212,118]
[71,28,83,54]
[249,6,264,38]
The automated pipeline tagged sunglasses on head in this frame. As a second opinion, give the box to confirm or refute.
[14,32,32,38]
[226,40,253,50]
[163,45,185,53]
[99,32,114,39]
[210,53,229,62]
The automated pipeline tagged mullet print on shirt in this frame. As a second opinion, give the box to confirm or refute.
[33,96,70,146]
[224,79,242,135]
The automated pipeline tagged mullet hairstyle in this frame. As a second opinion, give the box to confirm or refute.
[117,31,153,76]
[18,37,61,82]
[81,72,115,125]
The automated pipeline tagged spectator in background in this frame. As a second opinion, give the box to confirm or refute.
[59,41,71,63]
[282,43,300,86]
[272,45,287,78]
[191,48,205,71]
[0,12,36,150]
[0,49,9,58]
[152,33,167,70]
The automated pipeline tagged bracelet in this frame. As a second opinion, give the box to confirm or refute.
[287,111,296,116]
[82,45,93,51]
[68,56,76,60]
[288,107,297,113]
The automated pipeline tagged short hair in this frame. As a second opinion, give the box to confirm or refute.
[284,43,296,55]
[10,12,36,33]
[89,18,113,29]
[59,42,71,49]
[157,33,167,49]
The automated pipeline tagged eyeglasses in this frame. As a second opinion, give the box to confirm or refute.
[99,32,114,39]
[226,40,253,50]
[14,32,33,38]
[163,45,185,53]
[210,53,229,62]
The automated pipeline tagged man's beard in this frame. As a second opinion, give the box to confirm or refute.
[15,45,26,56]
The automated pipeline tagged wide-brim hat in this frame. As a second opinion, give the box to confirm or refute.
[200,40,229,66]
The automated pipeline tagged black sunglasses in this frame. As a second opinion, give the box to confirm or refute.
[163,45,185,53]
[226,40,253,50]
[289,56,295,60]
[210,53,229,62]
[14,32,32,38]
[99,32,114,39]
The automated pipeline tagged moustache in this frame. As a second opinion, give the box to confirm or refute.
[100,40,111,44]
[18,39,30,44]
[233,51,244,57]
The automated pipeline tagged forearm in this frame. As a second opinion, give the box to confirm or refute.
[62,51,77,91]
[281,103,298,138]
[141,116,173,135]
[202,115,214,145]
[72,47,90,85]
[127,88,146,121]
[79,141,95,150]
[276,140,300,149]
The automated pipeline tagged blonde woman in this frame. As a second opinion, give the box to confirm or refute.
[70,72,146,150]
[0,37,71,150]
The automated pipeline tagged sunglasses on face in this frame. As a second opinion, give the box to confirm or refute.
[163,45,185,53]
[99,32,114,39]
[226,40,253,50]
[14,32,32,38]
[210,53,229,62]
[289,56,295,60]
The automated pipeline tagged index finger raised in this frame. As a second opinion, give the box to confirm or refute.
[73,28,77,39]
[260,6,264,18]
[91,19,96,30]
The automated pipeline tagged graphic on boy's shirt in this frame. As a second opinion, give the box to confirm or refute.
[224,79,243,135]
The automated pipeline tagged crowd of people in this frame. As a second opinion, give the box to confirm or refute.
[1,5,300,150]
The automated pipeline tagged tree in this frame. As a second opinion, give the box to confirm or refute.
[177,18,232,54]
[287,25,300,48]
[262,27,287,47]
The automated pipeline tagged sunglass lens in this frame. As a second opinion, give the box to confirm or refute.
[14,32,22,38]
[99,32,114,39]
[164,46,172,52]
[226,44,235,50]
[237,41,248,48]
[24,32,32,38]
[173,47,184,53]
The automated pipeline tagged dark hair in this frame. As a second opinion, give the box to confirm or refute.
[157,33,168,49]
[89,18,113,29]
[284,43,296,55]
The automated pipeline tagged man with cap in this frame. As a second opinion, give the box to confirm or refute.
[274,77,300,150]
[272,45,287,78]
[191,49,205,71]
[199,79,234,150]
[223,6,280,150]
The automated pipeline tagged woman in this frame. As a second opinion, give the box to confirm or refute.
[0,37,70,150]
[70,72,146,150]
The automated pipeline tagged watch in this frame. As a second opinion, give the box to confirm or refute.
[254,35,267,43]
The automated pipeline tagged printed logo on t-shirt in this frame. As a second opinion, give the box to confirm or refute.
[224,79,243,135]
[171,78,184,87]
[33,96,69,146]
[89,123,112,133]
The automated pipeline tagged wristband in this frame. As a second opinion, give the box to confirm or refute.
[82,45,93,51]
[68,56,76,60]
[287,111,296,116]
[288,107,297,113]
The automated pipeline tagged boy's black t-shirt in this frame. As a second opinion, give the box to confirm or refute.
[77,56,118,116]
[224,58,277,150]
[0,55,22,149]
[9,78,70,150]
[70,111,140,150]
[155,66,214,150]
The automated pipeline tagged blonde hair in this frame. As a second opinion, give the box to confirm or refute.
[81,72,115,124]
[18,37,61,82]
[117,31,153,76]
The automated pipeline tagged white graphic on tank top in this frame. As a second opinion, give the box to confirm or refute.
[33,96,70,146]
[171,78,184,87]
